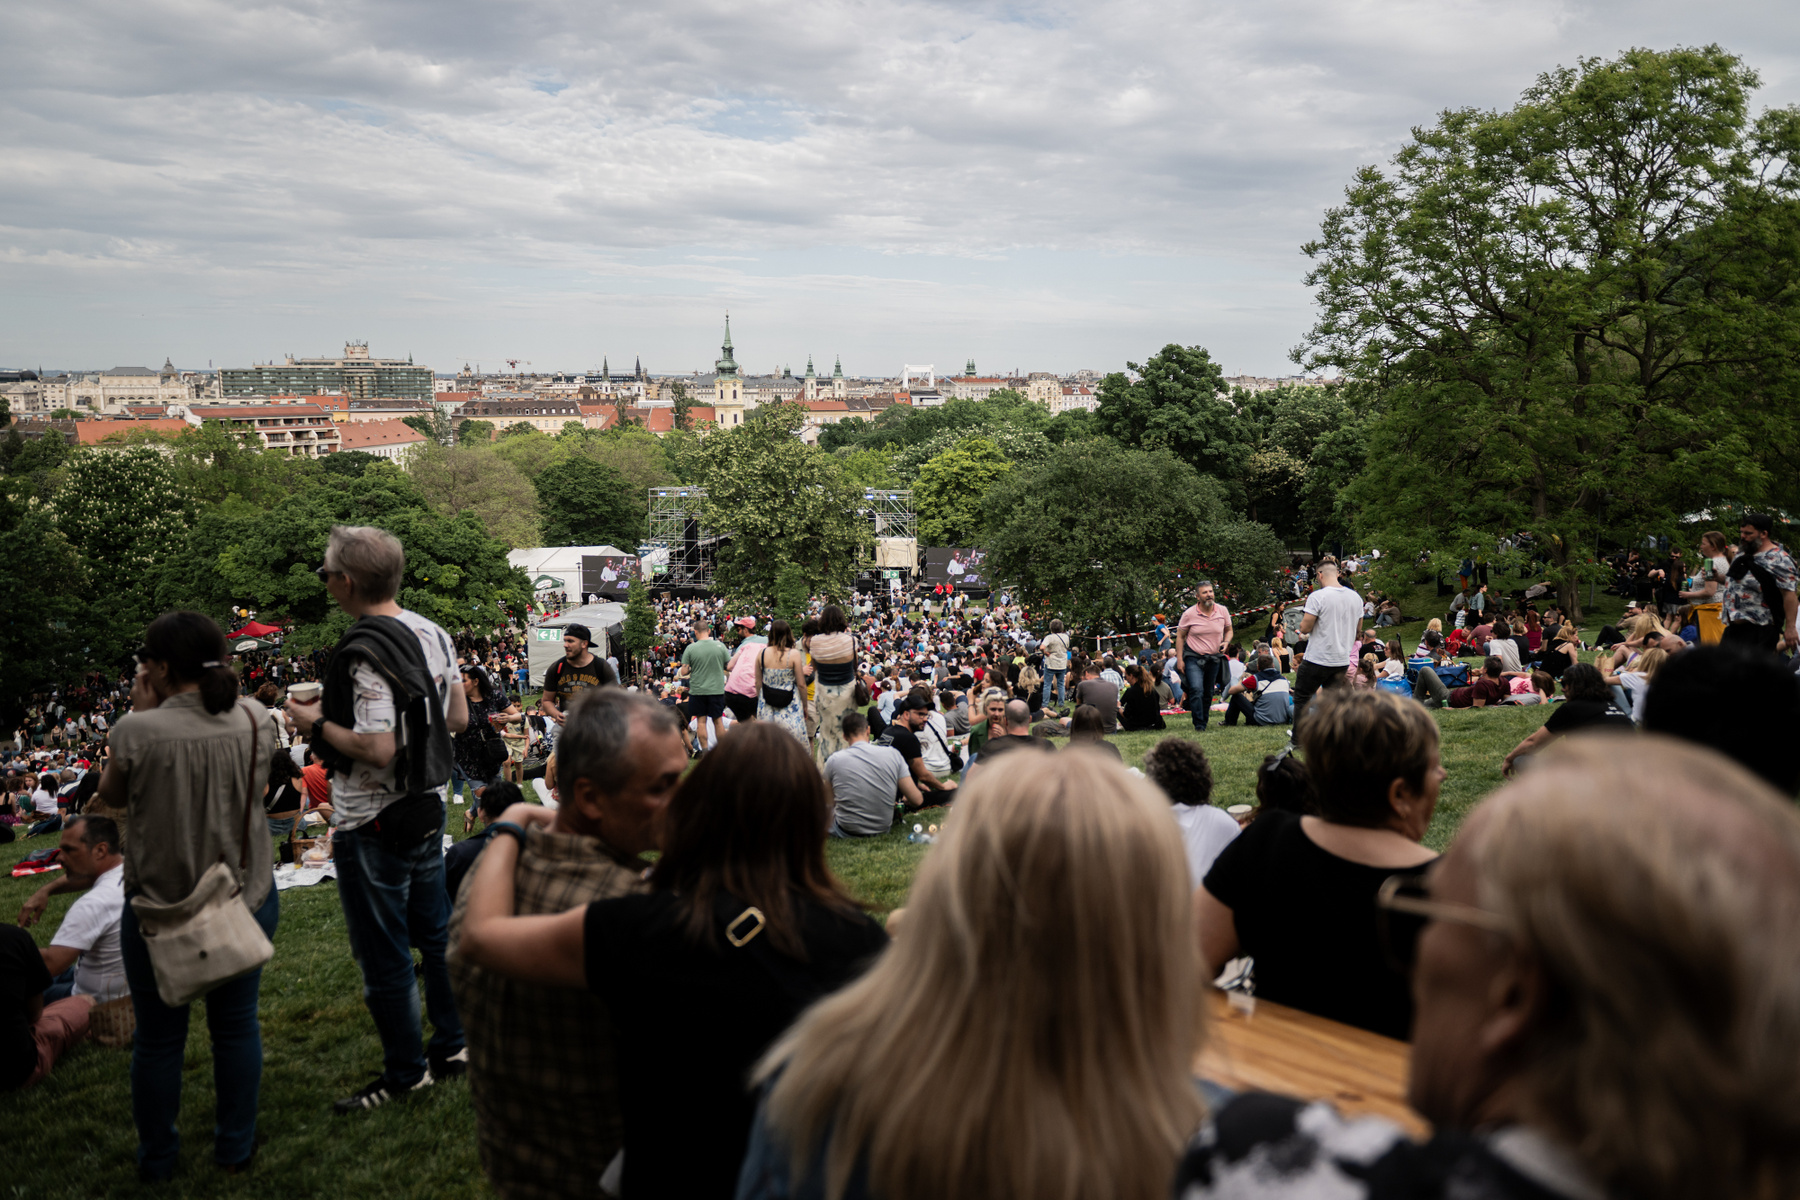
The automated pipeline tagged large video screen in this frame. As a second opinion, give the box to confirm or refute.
[580,555,637,599]
[922,547,990,590]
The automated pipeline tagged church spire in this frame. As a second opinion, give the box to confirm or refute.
[804,354,815,379]
[602,356,610,381]
[635,355,644,382]
[832,355,843,380]
[714,313,740,378]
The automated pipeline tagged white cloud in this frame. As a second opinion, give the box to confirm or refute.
[1,0,1795,374]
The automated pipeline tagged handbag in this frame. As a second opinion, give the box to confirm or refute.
[128,704,274,1008]
[925,720,964,773]
[759,649,795,710]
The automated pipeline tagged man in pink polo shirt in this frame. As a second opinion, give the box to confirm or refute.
[1175,581,1234,731]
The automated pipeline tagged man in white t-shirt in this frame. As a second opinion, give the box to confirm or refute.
[1141,738,1240,887]
[18,814,127,1004]
[286,524,470,1115]
[1295,559,1364,727]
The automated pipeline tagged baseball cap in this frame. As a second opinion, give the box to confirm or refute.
[564,624,592,645]
[897,692,933,714]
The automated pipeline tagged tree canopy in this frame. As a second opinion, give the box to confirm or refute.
[1301,45,1800,616]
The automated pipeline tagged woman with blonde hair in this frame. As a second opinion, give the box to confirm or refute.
[738,750,1206,1200]
[1414,617,1444,656]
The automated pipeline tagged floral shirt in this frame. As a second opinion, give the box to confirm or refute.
[1722,545,1798,626]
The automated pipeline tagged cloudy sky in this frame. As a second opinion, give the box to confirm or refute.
[3,1,1796,378]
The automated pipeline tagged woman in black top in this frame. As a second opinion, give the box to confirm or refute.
[458,721,888,1200]
[1198,688,1442,1040]
[1118,664,1167,732]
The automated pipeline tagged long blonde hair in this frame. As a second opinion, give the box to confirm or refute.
[1476,738,1800,1200]
[754,749,1205,1200]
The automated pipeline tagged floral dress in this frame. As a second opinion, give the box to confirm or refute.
[756,652,810,747]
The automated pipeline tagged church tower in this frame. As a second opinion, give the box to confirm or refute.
[713,314,745,426]
[831,355,846,399]
[803,354,817,401]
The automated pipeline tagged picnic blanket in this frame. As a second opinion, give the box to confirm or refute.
[274,861,338,890]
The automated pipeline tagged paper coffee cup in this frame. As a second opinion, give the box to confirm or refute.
[288,682,322,703]
[1226,804,1254,817]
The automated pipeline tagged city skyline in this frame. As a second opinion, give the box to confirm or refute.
[3,1,1797,376]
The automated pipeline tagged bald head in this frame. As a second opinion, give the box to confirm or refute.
[1003,700,1033,734]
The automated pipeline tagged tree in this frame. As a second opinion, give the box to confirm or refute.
[670,380,695,432]
[402,408,454,445]
[408,445,542,547]
[321,450,381,479]
[535,457,640,547]
[773,562,810,623]
[685,402,871,607]
[168,419,315,506]
[891,424,1049,481]
[914,437,1012,546]
[833,447,900,490]
[50,408,81,420]
[500,421,538,439]
[577,426,676,497]
[1094,345,1250,490]
[980,442,1285,634]
[55,446,192,643]
[0,496,103,726]
[621,574,657,664]
[457,418,495,444]
[1300,46,1800,618]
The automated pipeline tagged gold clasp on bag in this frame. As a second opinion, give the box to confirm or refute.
[726,907,766,947]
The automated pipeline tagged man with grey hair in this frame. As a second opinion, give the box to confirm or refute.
[449,687,686,1198]
[1175,581,1233,732]
[288,523,472,1114]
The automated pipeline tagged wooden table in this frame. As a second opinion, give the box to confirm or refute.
[1195,990,1429,1137]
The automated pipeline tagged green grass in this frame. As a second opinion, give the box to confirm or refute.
[0,571,1626,1195]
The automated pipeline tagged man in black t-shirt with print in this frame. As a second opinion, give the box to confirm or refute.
[876,693,958,799]
[540,624,618,731]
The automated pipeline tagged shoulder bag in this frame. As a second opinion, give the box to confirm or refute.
[924,719,964,773]
[128,703,274,1007]
[760,649,796,710]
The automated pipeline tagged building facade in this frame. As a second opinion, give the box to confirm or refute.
[202,404,342,456]
[338,419,427,461]
[455,397,584,434]
[220,343,433,401]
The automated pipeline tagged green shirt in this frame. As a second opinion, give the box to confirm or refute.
[681,638,730,696]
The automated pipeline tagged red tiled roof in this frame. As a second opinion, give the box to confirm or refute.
[337,419,426,450]
[74,419,191,444]
[205,403,334,419]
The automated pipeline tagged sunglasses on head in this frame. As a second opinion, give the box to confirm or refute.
[1375,870,1511,974]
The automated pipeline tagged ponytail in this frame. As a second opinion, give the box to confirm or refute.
[142,610,241,715]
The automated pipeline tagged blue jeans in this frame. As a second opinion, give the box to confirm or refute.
[1184,654,1226,729]
[121,880,280,1176]
[29,814,62,838]
[333,810,464,1090]
[44,965,76,1002]
[1041,667,1068,708]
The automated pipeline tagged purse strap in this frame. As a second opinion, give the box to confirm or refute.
[238,703,261,872]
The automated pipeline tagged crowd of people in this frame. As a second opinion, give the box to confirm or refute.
[4,515,1800,1199]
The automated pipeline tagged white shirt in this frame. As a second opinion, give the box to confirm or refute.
[54,863,127,1002]
[1301,583,1364,667]
[1173,804,1241,888]
[918,711,954,776]
[32,788,57,815]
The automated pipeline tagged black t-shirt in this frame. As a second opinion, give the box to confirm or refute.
[583,891,888,1200]
[876,723,923,765]
[978,733,1052,762]
[1203,809,1426,1041]
[1543,699,1633,736]
[543,655,618,706]
[1,923,51,1090]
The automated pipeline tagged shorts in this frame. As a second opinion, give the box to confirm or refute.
[689,693,727,719]
[724,692,758,721]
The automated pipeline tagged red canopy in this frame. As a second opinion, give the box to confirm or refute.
[229,621,283,638]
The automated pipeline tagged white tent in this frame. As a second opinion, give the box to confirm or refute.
[528,602,626,686]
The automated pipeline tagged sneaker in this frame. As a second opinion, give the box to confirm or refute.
[429,1047,469,1079]
[333,1070,433,1115]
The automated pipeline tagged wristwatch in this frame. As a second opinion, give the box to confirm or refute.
[312,718,327,743]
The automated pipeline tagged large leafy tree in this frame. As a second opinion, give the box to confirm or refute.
[535,456,641,548]
[1094,345,1250,491]
[408,445,542,548]
[685,402,871,606]
[56,446,193,647]
[980,441,1286,633]
[914,437,1012,546]
[1301,46,1800,618]
[0,496,106,725]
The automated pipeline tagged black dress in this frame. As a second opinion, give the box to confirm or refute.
[583,890,889,1200]
[1203,810,1426,1041]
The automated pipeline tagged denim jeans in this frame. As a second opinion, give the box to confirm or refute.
[1041,667,1068,708]
[333,809,464,1090]
[1165,671,1185,706]
[1183,654,1226,730]
[44,965,76,1002]
[121,880,280,1177]
[28,814,62,838]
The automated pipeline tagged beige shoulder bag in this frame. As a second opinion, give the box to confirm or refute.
[128,703,274,1007]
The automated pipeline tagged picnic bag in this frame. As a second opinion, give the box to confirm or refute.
[1435,662,1471,688]
[127,703,274,1007]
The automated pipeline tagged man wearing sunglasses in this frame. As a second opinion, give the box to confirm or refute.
[1177,737,1800,1200]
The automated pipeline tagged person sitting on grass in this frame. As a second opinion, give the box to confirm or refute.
[1066,704,1122,761]
[1503,668,1556,706]
[1199,688,1441,1040]
[1446,656,1508,709]
[1178,737,1800,1200]
[1414,618,1444,656]
[1501,663,1633,777]
[1073,662,1121,734]
[1222,655,1293,727]
[738,749,1206,1200]
[1119,664,1167,731]
[443,781,521,903]
[823,711,925,837]
[458,722,889,1200]
[1141,737,1239,886]
[973,700,1054,773]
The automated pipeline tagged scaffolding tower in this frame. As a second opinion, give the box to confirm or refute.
[858,489,915,540]
[646,487,717,590]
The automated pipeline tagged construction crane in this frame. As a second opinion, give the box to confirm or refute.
[505,359,531,372]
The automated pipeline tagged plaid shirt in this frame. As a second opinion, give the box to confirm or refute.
[447,826,647,1199]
